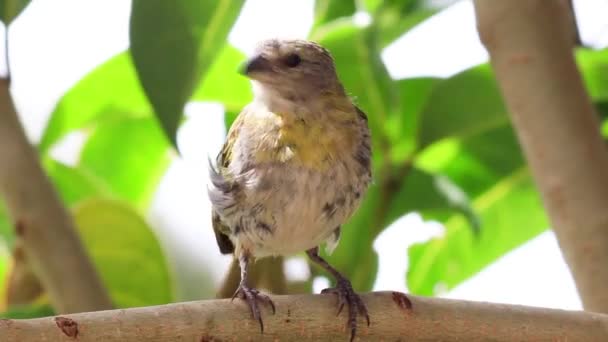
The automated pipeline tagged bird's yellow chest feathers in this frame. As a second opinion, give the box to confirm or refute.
[250,110,357,170]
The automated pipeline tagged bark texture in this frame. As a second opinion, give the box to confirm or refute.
[2,292,608,341]
[0,79,112,313]
[474,0,608,313]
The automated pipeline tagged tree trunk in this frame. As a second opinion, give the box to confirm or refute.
[474,0,608,312]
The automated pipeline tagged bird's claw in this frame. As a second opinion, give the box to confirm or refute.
[232,284,276,333]
[321,278,370,342]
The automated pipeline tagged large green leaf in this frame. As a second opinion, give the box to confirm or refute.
[0,0,29,24]
[387,77,441,162]
[408,125,548,295]
[408,170,546,295]
[129,0,244,146]
[74,199,172,307]
[405,49,608,293]
[365,0,436,47]
[43,158,109,206]
[79,116,170,209]
[39,52,149,153]
[322,166,476,291]
[385,167,478,232]
[415,49,608,151]
[313,0,356,28]
[417,64,508,149]
[192,44,251,113]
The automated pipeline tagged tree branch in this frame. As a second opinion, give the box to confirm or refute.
[474,0,608,312]
[1,292,607,341]
[0,79,112,312]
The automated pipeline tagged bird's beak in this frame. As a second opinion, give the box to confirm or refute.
[239,55,272,77]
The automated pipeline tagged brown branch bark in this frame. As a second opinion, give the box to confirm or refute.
[2,292,607,341]
[0,79,112,312]
[474,0,608,312]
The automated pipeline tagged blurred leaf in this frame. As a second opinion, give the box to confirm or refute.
[314,0,356,27]
[0,200,12,246]
[408,170,546,295]
[79,117,170,209]
[368,0,436,47]
[576,48,608,102]
[323,165,477,291]
[130,0,244,146]
[385,167,478,233]
[378,9,435,47]
[315,20,398,151]
[408,125,548,295]
[0,304,54,319]
[417,64,507,148]
[223,110,239,134]
[387,77,441,161]
[0,0,29,24]
[74,198,172,307]
[39,52,149,153]
[43,158,109,206]
[192,44,251,112]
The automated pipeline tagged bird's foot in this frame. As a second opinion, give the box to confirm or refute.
[321,277,370,342]
[232,283,276,333]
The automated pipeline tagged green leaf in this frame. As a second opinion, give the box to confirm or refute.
[0,0,30,25]
[0,200,13,246]
[387,77,441,162]
[39,52,149,153]
[576,48,608,102]
[129,0,244,147]
[43,158,109,206]
[385,167,479,233]
[74,198,173,307]
[223,110,239,135]
[408,170,546,295]
[315,20,399,153]
[0,304,54,319]
[192,44,251,113]
[313,0,356,27]
[408,125,548,295]
[79,116,170,209]
[368,0,436,47]
[417,64,508,149]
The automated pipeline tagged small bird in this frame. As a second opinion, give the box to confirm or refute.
[208,38,372,341]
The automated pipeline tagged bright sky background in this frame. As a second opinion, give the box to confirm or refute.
[4,0,608,308]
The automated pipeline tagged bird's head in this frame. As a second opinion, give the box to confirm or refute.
[240,39,344,101]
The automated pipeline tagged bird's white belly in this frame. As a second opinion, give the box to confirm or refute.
[230,163,361,257]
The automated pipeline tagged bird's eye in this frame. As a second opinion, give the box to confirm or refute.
[284,54,301,68]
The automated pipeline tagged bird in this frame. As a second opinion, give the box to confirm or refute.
[208,38,372,341]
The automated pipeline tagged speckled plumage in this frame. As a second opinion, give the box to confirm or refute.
[207,39,373,341]
[208,40,371,258]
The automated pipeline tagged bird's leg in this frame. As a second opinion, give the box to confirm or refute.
[231,252,276,333]
[306,247,370,342]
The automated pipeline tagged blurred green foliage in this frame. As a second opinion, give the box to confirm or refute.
[0,0,607,318]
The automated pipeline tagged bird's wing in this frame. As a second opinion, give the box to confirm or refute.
[210,109,248,255]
